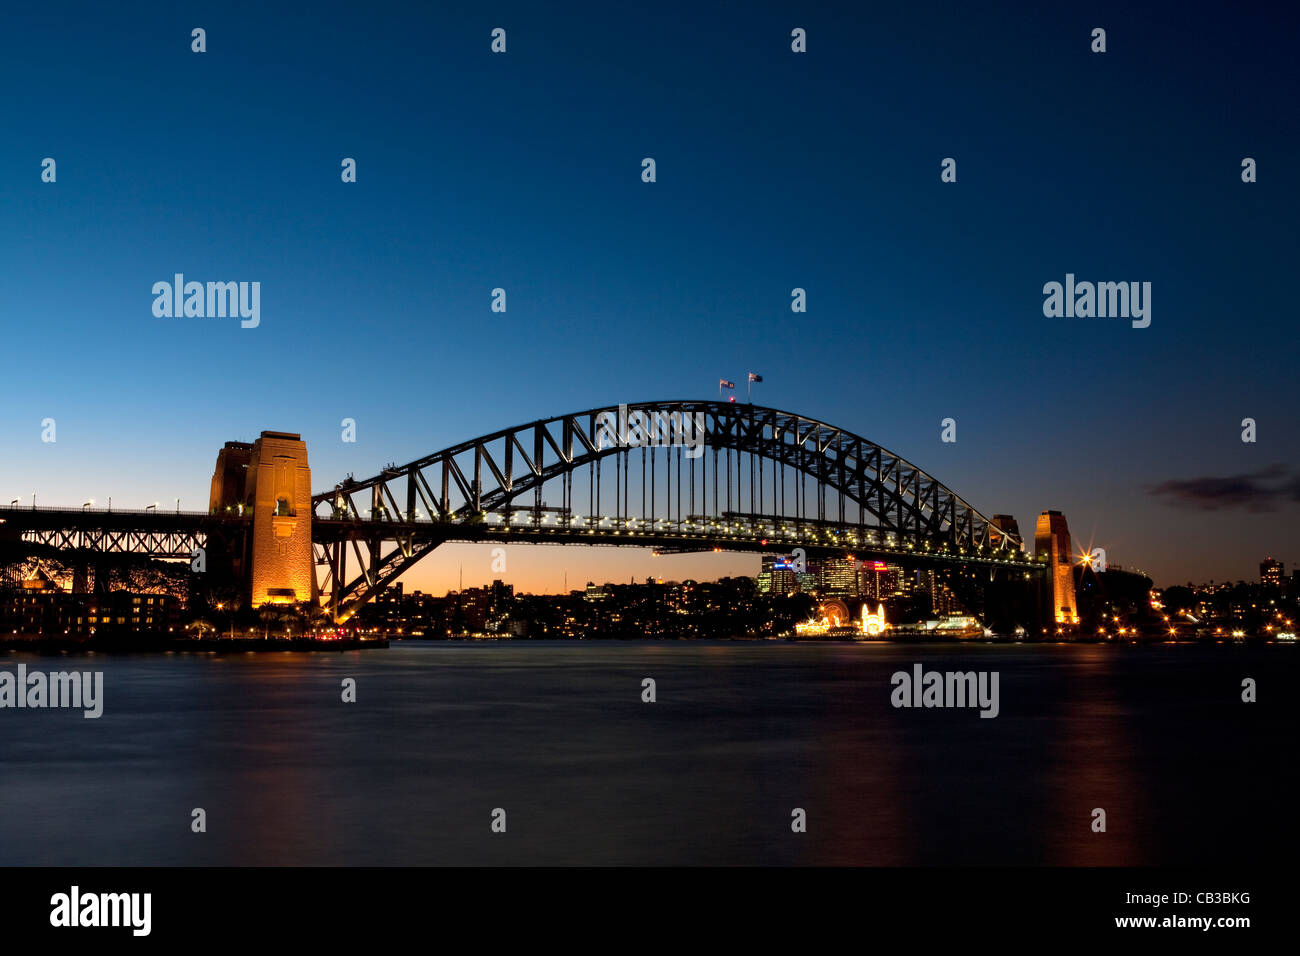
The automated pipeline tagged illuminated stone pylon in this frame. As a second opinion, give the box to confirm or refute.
[210,431,314,607]
[1034,510,1077,626]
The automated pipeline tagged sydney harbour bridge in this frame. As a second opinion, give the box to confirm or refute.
[0,401,1056,631]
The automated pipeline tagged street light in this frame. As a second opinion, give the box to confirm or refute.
[82,499,95,511]
[145,502,157,513]
[176,498,181,513]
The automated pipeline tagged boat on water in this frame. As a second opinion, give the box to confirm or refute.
[886,622,978,640]
[789,608,990,642]
[791,623,864,639]
[887,615,986,639]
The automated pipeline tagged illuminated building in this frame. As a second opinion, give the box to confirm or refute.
[1035,510,1078,625]
[1260,558,1284,590]
[858,561,899,599]
[793,599,889,638]
[0,587,175,635]
[757,554,799,595]
[922,570,958,616]
[819,557,860,596]
[455,587,493,632]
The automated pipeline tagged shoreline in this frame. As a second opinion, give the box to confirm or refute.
[0,636,387,653]
[0,633,1277,654]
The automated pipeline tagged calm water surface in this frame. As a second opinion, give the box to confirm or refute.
[0,642,1294,866]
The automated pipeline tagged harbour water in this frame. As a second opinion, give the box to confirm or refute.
[0,641,1293,866]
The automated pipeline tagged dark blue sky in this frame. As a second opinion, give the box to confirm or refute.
[2,0,1296,589]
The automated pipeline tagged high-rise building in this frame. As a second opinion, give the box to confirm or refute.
[1035,510,1078,625]
[469,591,489,631]
[819,557,860,596]
[488,579,514,614]
[858,561,900,600]
[1260,557,1284,590]
[757,554,799,595]
[922,570,958,616]
[796,568,819,594]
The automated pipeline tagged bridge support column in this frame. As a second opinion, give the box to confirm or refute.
[249,432,314,607]
[1035,510,1078,635]
[211,431,315,608]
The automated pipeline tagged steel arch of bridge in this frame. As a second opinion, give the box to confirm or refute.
[311,401,1037,621]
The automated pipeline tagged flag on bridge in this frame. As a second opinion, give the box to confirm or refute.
[746,372,763,402]
[748,372,762,383]
[719,379,735,389]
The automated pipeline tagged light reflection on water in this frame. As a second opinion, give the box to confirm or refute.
[0,642,1292,866]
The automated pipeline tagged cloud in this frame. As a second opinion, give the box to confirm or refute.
[1148,464,1297,512]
